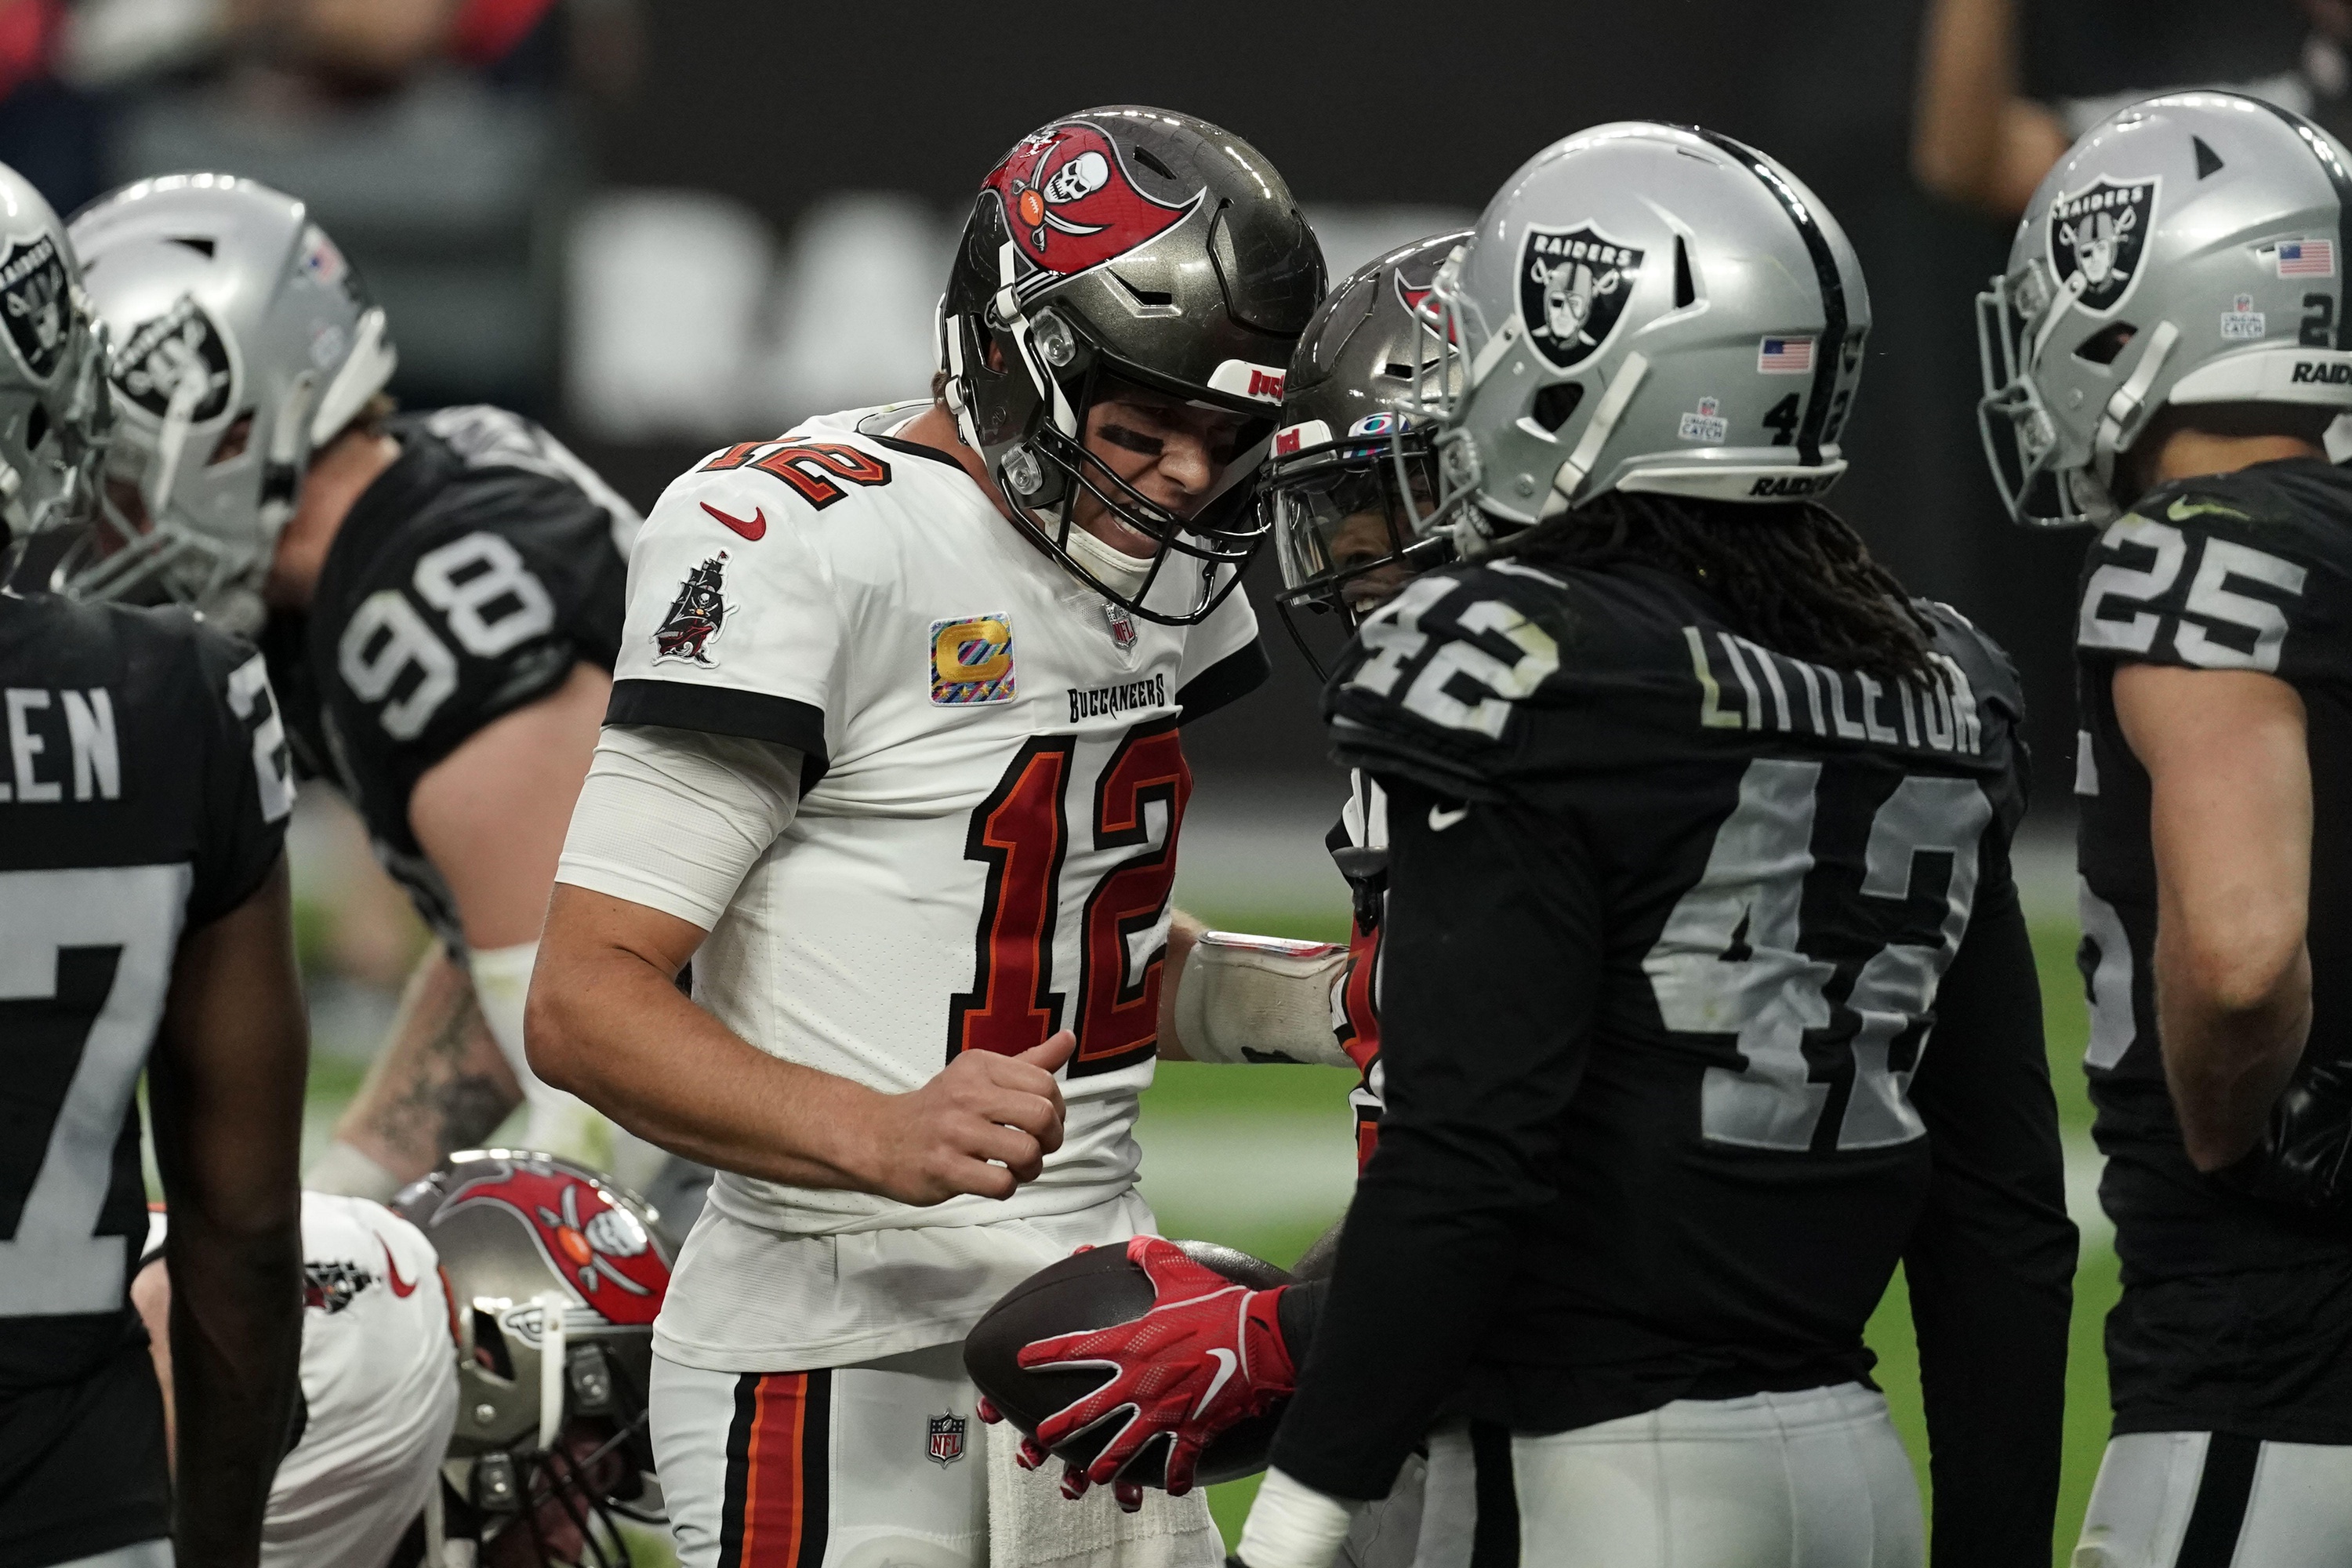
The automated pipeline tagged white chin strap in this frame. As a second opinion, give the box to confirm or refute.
[2092,319,2181,494]
[309,307,397,447]
[1062,521,1152,596]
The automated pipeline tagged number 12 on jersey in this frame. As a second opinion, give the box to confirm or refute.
[949,719,1190,1076]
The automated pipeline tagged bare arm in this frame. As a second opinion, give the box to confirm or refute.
[324,943,517,1184]
[321,663,612,1188]
[148,855,307,1568]
[411,662,609,950]
[2114,663,2314,1171]
[529,883,1073,1205]
[1912,0,2070,218]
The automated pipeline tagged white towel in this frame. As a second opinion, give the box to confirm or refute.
[985,1422,1226,1568]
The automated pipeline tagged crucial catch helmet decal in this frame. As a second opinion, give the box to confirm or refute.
[439,1157,666,1325]
[982,120,1200,281]
[115,296,234,422]
[2048,176,2158,314]
[0,234,69,381]
[1519,223,1646,369]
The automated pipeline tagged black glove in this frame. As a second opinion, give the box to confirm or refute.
[2216,1049,2352,1216]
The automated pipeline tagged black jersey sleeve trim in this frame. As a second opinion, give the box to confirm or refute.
[605,679,830,784]
[1175,640,1270,724]
[1685,126,1848,466]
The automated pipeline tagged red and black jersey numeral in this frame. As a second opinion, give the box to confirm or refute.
[1073,718,1191,1076]
[947,738,1073,1058]
[699,441,891,510]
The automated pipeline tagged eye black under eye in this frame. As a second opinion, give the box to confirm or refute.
[1098,423,1163,457]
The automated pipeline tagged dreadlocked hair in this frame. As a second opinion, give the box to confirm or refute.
[1492,489,1940,685]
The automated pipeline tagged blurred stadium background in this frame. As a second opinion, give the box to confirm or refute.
[14,0,2349,1557]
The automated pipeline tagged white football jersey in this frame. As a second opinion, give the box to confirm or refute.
[146,1193,458,1568]
[602,404,1265,1367]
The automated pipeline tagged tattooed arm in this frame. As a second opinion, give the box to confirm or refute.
[312,942,519,1194]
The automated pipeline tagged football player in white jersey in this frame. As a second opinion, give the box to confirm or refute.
[528,107,1325,1566]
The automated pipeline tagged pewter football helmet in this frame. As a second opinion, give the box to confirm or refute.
[1979,93,2352,528]
[396,1152,673,1568]
[60,175,397,630]
[0,163,110,546]
[1406,122,1869,556]
[1265,231,1466,651]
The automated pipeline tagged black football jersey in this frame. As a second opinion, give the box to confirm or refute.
[1272,556,2074,1559]
[260,407,636,943]
[2074,456,2352,1441]
[0,592,292,1396]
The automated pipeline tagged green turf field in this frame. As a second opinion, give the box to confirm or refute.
[295,909,2107,1561]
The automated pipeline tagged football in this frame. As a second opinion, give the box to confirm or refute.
[964,1239,1294,1490]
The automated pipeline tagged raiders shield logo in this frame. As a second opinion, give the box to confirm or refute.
[0,235,69,381]
[1519,223,1646,370]
[654,553,729,666]
[927,1413,967,1466]
[2048,176,2158,314]
[116,296,233,422]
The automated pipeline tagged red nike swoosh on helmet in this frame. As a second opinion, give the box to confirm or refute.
[379,1238,419,1298]
[702,501,765,540]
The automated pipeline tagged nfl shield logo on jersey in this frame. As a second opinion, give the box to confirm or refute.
[654,553,729,666]
[931,614,1016,705]
[927,1412,967,1466]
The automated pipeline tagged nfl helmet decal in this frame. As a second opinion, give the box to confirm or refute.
[984,121,1201,283]
[0,233,70,380]
[440,1157,666,1324]
[1519,223,1646,368]
[2048,176,2158,314]
[652,552,728,666]
[114,296,233,421]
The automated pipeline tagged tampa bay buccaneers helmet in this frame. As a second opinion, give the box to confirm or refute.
[940,106,1326,624]
[1265,231,1468,672]
[395,1152,676,1568]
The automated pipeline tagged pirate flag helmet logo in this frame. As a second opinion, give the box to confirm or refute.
[2047,176,2158,314]
[0,234,71,381]
[982,120,1201,285]
[1519,223,1646,369]
[653,551,728,666]
[438,1157,667,1326]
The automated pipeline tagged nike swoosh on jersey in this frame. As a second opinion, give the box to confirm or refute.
[379,1238,419,1298]
[701,501,767,540]
[1428,803,1470,831]
[1193,1347,1239,1417]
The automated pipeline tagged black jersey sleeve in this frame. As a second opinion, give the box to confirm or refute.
[1268,772,1605,1501]
[1898,839,2074,1568]
[182,619,295,927]
[2075,470,2352,684]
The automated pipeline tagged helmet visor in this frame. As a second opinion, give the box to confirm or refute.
[1269,440,1450,617]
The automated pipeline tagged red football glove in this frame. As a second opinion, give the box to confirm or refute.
[1007,1234,1298,1497]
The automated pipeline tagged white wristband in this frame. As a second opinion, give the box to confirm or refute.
[1236,1467,1355,1568]
[1171,931,1353,1069]
[469,940,614,1169]
[304,1138,405,1202]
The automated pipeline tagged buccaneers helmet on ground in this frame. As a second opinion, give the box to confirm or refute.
[395,1152,676,1568]
[939,106,1325,624]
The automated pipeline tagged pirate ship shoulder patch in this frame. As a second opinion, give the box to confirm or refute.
[653,551,730,666]
[2048,176,2158,316]
[1519,222,1646,370]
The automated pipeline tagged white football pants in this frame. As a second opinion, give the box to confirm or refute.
[1411,1382,1922,1568]
[2073,1431,2352,1567]
[649,1344,1220,1568]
